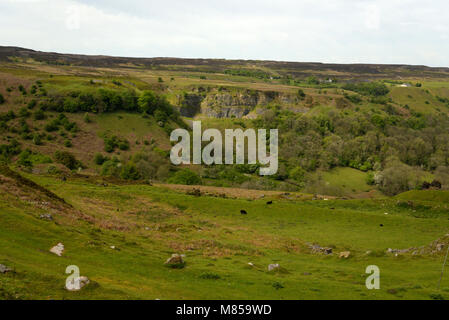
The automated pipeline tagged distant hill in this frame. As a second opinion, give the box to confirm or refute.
[2,46,449,79]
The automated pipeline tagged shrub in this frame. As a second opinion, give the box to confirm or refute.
[120,162,140,180]
[83,112,91,123]
[33,134,42,146]
[101,157,121,177]
[18,107,30,118]
[54,151,83,170]
[45,120,59,132]
[118,140,129,151]
[93,153,108,165]
[27,100,37,109]
[342,82,389,97]
[0,139,21,161]
[34,109,45,120]
[17,150,33,167]
[104,136,129,153]
[168,169,202,185]
[289,166,306,183]
[0,93,4,104]
[199,272,221,280]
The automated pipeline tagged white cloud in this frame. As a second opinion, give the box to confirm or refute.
[0,0,448,66]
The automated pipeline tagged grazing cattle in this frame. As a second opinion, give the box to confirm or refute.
[380,224,384,227]
[266,201,273,205]
[240,210,247,215]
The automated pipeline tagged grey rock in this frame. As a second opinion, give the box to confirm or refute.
[165,254,185,266]
[0,264,12,274]
[66,276,90,291]
[39,214,53,221]
[50,243,64,256]
[268,264,280,272]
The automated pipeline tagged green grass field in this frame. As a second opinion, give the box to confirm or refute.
[1,169,449,300]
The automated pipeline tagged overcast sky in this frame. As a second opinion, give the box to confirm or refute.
[1,0,449,66]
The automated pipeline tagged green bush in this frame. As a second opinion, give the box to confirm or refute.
[54,151,83,170]
[0,139,21,162]
[27,100,37,109]
[120,162,140,180]
[168,169,202,185]
[101,158,121,177]
[0,93,4,104]
[104,136,129,153]
[289,166,306,183]
[18,107,30,118]
[33,134,42,146]
[45,120,60,132]
[342,82,389,97]
[33,109,45,120]
[297,89,306,99]
[93,153,108,165]
[118,140,129,151]
[17,150,33,167]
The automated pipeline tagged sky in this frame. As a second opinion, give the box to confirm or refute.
[0,0,449,67]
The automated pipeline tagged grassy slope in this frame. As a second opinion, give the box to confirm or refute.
[1,170,449,300]
[305,167,380,198]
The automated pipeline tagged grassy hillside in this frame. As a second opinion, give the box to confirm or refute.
[1,168,449,300]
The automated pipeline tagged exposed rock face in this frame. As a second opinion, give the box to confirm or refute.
[179,93,204,117]
[205,92,259,107]
[176,89,304,118]
[204,106,252,118]
[339,251,351,259]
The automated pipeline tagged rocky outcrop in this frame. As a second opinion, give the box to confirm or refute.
[176,88,304,118]
[179,93,204,117]
[204,106,252,118]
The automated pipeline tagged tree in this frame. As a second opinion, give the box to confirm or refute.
[138,90,158,114]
